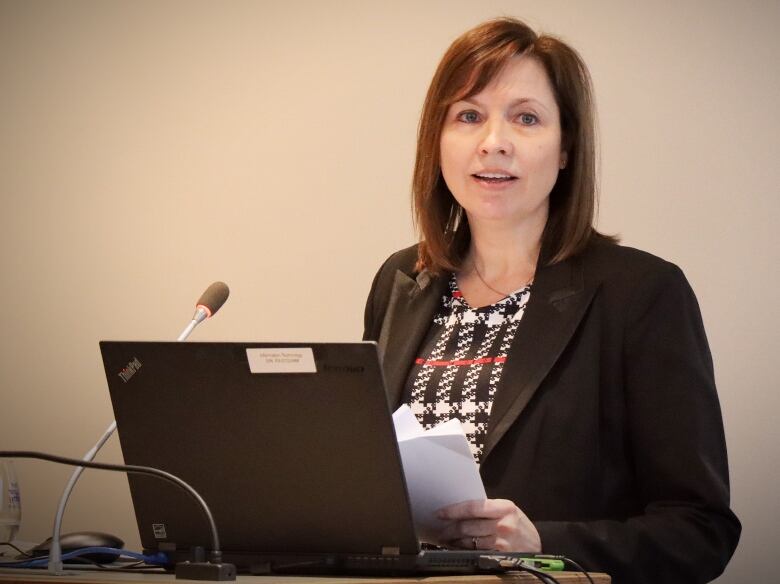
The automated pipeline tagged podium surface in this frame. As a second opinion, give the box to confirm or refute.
[0,568,609,583]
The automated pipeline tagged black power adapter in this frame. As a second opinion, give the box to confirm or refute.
[175,546,236,581]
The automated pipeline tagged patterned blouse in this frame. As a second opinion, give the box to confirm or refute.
[403,274,532,462]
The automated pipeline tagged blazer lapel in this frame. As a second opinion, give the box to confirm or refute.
[378,269,448,409]
[481,253,597,463]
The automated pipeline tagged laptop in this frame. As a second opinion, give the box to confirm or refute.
[99,341,534,575]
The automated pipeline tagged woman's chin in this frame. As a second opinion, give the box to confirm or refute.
[464,206,548,229]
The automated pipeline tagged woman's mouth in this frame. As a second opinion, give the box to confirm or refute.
[472,172,518,184]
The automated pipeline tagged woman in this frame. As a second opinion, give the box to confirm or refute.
[363,17,740,584]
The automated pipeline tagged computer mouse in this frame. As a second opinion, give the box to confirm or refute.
[31,531,125,564]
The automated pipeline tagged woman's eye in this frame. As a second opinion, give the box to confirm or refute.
[457,110,481,123]
[518,113,538,125]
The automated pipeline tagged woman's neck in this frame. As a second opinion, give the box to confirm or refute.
[466,218,544,280]
[455,217,544,307]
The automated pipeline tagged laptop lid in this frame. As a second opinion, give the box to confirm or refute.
[99,341,420,563]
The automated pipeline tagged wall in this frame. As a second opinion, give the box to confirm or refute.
[1,1,777,581]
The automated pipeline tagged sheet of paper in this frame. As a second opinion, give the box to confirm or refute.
[392,405,487,542]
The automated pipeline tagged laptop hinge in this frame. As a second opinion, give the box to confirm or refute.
[381,546,401,556]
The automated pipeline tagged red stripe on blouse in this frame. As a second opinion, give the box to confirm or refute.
[414,356,507,367]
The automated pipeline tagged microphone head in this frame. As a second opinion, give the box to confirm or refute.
[196,281,230,318]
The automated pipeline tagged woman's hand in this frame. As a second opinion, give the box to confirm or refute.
[436,498,542,552]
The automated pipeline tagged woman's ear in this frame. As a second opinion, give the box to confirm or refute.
[560,151,568,170]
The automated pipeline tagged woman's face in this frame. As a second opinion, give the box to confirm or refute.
[439,55,564,231]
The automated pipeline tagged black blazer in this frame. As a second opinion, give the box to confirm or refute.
[363,240,740,584]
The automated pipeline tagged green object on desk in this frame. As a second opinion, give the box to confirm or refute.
[524,557,566,571]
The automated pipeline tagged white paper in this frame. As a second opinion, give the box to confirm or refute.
[392,405,487,542]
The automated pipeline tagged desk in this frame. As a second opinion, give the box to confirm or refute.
[0,569,609,584]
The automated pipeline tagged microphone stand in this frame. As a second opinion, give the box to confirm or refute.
[47,308,212,574]
[47,421,117,573]
[176,306,211,342]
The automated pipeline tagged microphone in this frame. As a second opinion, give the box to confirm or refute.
[47,282,230,573]
[178,282,230,341]
[197,281,230,317]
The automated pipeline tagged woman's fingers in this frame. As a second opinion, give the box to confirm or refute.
[437,498,515,520]
[438,517,496,541]
[436,498,542,553]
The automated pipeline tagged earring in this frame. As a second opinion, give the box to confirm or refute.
[560,154,568,170]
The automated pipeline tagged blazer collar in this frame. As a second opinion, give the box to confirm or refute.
[378,268,448,408]
[377,248,596,462]
[482,251,596,463]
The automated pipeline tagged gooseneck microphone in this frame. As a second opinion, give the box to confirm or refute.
[177,282,230,341]
[47,282,230,574]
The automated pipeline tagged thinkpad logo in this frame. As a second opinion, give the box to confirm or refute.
[118,357,142,383]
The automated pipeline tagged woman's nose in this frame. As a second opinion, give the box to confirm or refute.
[478,120,514,156]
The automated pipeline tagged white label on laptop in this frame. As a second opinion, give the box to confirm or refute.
[246,348,317,373]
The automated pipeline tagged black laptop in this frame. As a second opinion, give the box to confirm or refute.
[100,341,533,575]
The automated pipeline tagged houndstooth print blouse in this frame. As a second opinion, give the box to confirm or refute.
[403,274,532,463]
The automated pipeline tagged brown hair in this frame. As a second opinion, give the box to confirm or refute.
[413,17,615,274]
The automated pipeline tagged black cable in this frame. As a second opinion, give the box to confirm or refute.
[0,557,40,567]
[65,560,162,572]
[92,566,166,573]
[0,450,223,563]
[105,561,161,571]
[516,563,561,584]
[561,556,595,584]
[481,556,562,584]
[0,542,32,557]
[533,554,596,584]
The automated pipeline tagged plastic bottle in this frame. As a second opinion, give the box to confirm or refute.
[0,459,22,542]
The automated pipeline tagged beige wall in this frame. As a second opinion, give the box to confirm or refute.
[1,0,777,581]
